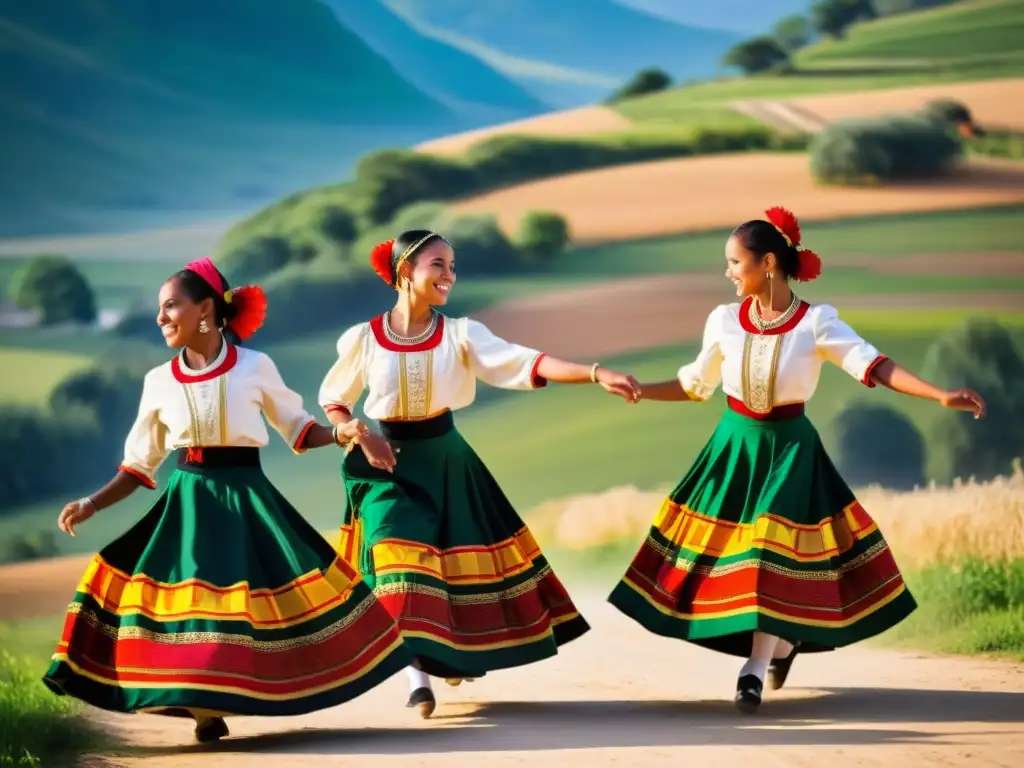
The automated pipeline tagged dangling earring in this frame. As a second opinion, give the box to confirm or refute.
[405,278,412,295]
[767,272,774,310]
[199,318,210,334]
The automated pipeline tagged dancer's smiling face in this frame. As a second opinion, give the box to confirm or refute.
[157,278,211,349]
[724,235,774,298]
[398,238,456,306]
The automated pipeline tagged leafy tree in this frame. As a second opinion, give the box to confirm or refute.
[515,211,571,263]
[316,205,358,246]
[834,403,927,490]
[8,254,97,325]
[922,318,1024,483]
[773,14,814,51]
[810,0,874,38]
[608,68,672,102]
[218,235,293,284]
[810,114,962,184]
[872,0,959,15]
[722,37,790,74]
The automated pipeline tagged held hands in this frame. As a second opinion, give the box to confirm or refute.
[597,368,643,404]
[940,388,986,419]
[57,498,96,537]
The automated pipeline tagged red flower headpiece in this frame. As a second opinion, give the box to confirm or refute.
[764,206,822,283]
[370,239,396,286]
[184,257,267,340]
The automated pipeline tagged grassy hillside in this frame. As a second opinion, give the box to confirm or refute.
[615,0,1024,121]
[796,0,1024,67]
[381,0,741,106]
[324,0,547,118]
[0,0,454,238]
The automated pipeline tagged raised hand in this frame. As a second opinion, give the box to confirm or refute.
[940,387,986,419]
[57,498,96,537]
[597,368,643,404]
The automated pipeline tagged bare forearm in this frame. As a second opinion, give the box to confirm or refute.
[639,379,694,402]
[90,471,145,512]
[536,356,597,384]
[302,423,339,450]
[870,359,945,402]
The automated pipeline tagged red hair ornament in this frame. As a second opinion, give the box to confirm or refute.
[764,206,822,283]
[370,240,396,286]
[183,257,267,340]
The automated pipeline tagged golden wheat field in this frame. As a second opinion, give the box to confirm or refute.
[529,460,1024,569]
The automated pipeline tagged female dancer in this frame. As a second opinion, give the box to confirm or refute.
[45,258,411,743]
[319,230,641,718]
[608,207,986,714]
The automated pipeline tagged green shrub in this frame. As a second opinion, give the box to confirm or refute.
[607,68,672,102]
[722,37,790,74]
[515,211,572,263]
[921,98,974,128]
[887,558,1024,657]
[922,318,1024,484]
[8,255,97,326]
[810,114,962,184]
[834,402,927,490]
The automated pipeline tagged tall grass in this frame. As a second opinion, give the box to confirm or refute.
[531,461,1024,657]
[0,620,105,766]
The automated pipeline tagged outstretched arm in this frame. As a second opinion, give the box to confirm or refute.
[636,379,695,402]
[535,356,641,402]
[870,358,985,417]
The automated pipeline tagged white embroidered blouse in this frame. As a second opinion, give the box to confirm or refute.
[318,314,546,421]
[678,298,887,412]
[120,343,317,488]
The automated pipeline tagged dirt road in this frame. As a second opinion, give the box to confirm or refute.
[90,596,1024,768]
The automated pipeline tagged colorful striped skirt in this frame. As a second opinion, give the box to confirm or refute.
[608,398,917,656]
[338,411,589,678]
[43,447,411,716]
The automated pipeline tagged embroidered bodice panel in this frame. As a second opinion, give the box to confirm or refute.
[677,300,885,412]
[318,314,546,421]
[121,344,316,485]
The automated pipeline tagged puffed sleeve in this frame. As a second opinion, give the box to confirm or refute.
[119,370,169,488]
[813,304,888,387]
[318,323,368,416]
[677,305,726,401]
[462,318,547,390]
[256,352,318,453]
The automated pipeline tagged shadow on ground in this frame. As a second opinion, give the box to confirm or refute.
[117,687,1024,758]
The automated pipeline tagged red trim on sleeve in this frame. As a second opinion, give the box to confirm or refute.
[291,419,317,453]
[369,314,445,352]
[861,355,889,388]
[323,404,352,417]
[738,297,811,336]
[119,464,156,489]
[170,345,238,383]
[530,353,548,389]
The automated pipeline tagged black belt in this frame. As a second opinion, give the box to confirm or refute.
[174,447,262,469]
[378,411,455,441]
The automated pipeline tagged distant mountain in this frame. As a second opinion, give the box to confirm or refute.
[0,0,455,238]
[381,0,743,106]
[323,0,548,120]
[614,1,812,35]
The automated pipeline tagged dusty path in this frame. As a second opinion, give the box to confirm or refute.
[91,597,1024,767]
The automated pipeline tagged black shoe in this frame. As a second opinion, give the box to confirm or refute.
[734,674,763,714]
[406,686,436,719]
[768,643,800,691]
[194,716,229,743]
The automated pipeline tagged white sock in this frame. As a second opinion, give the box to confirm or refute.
[739,658,770,683]
[406,665,431,692]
